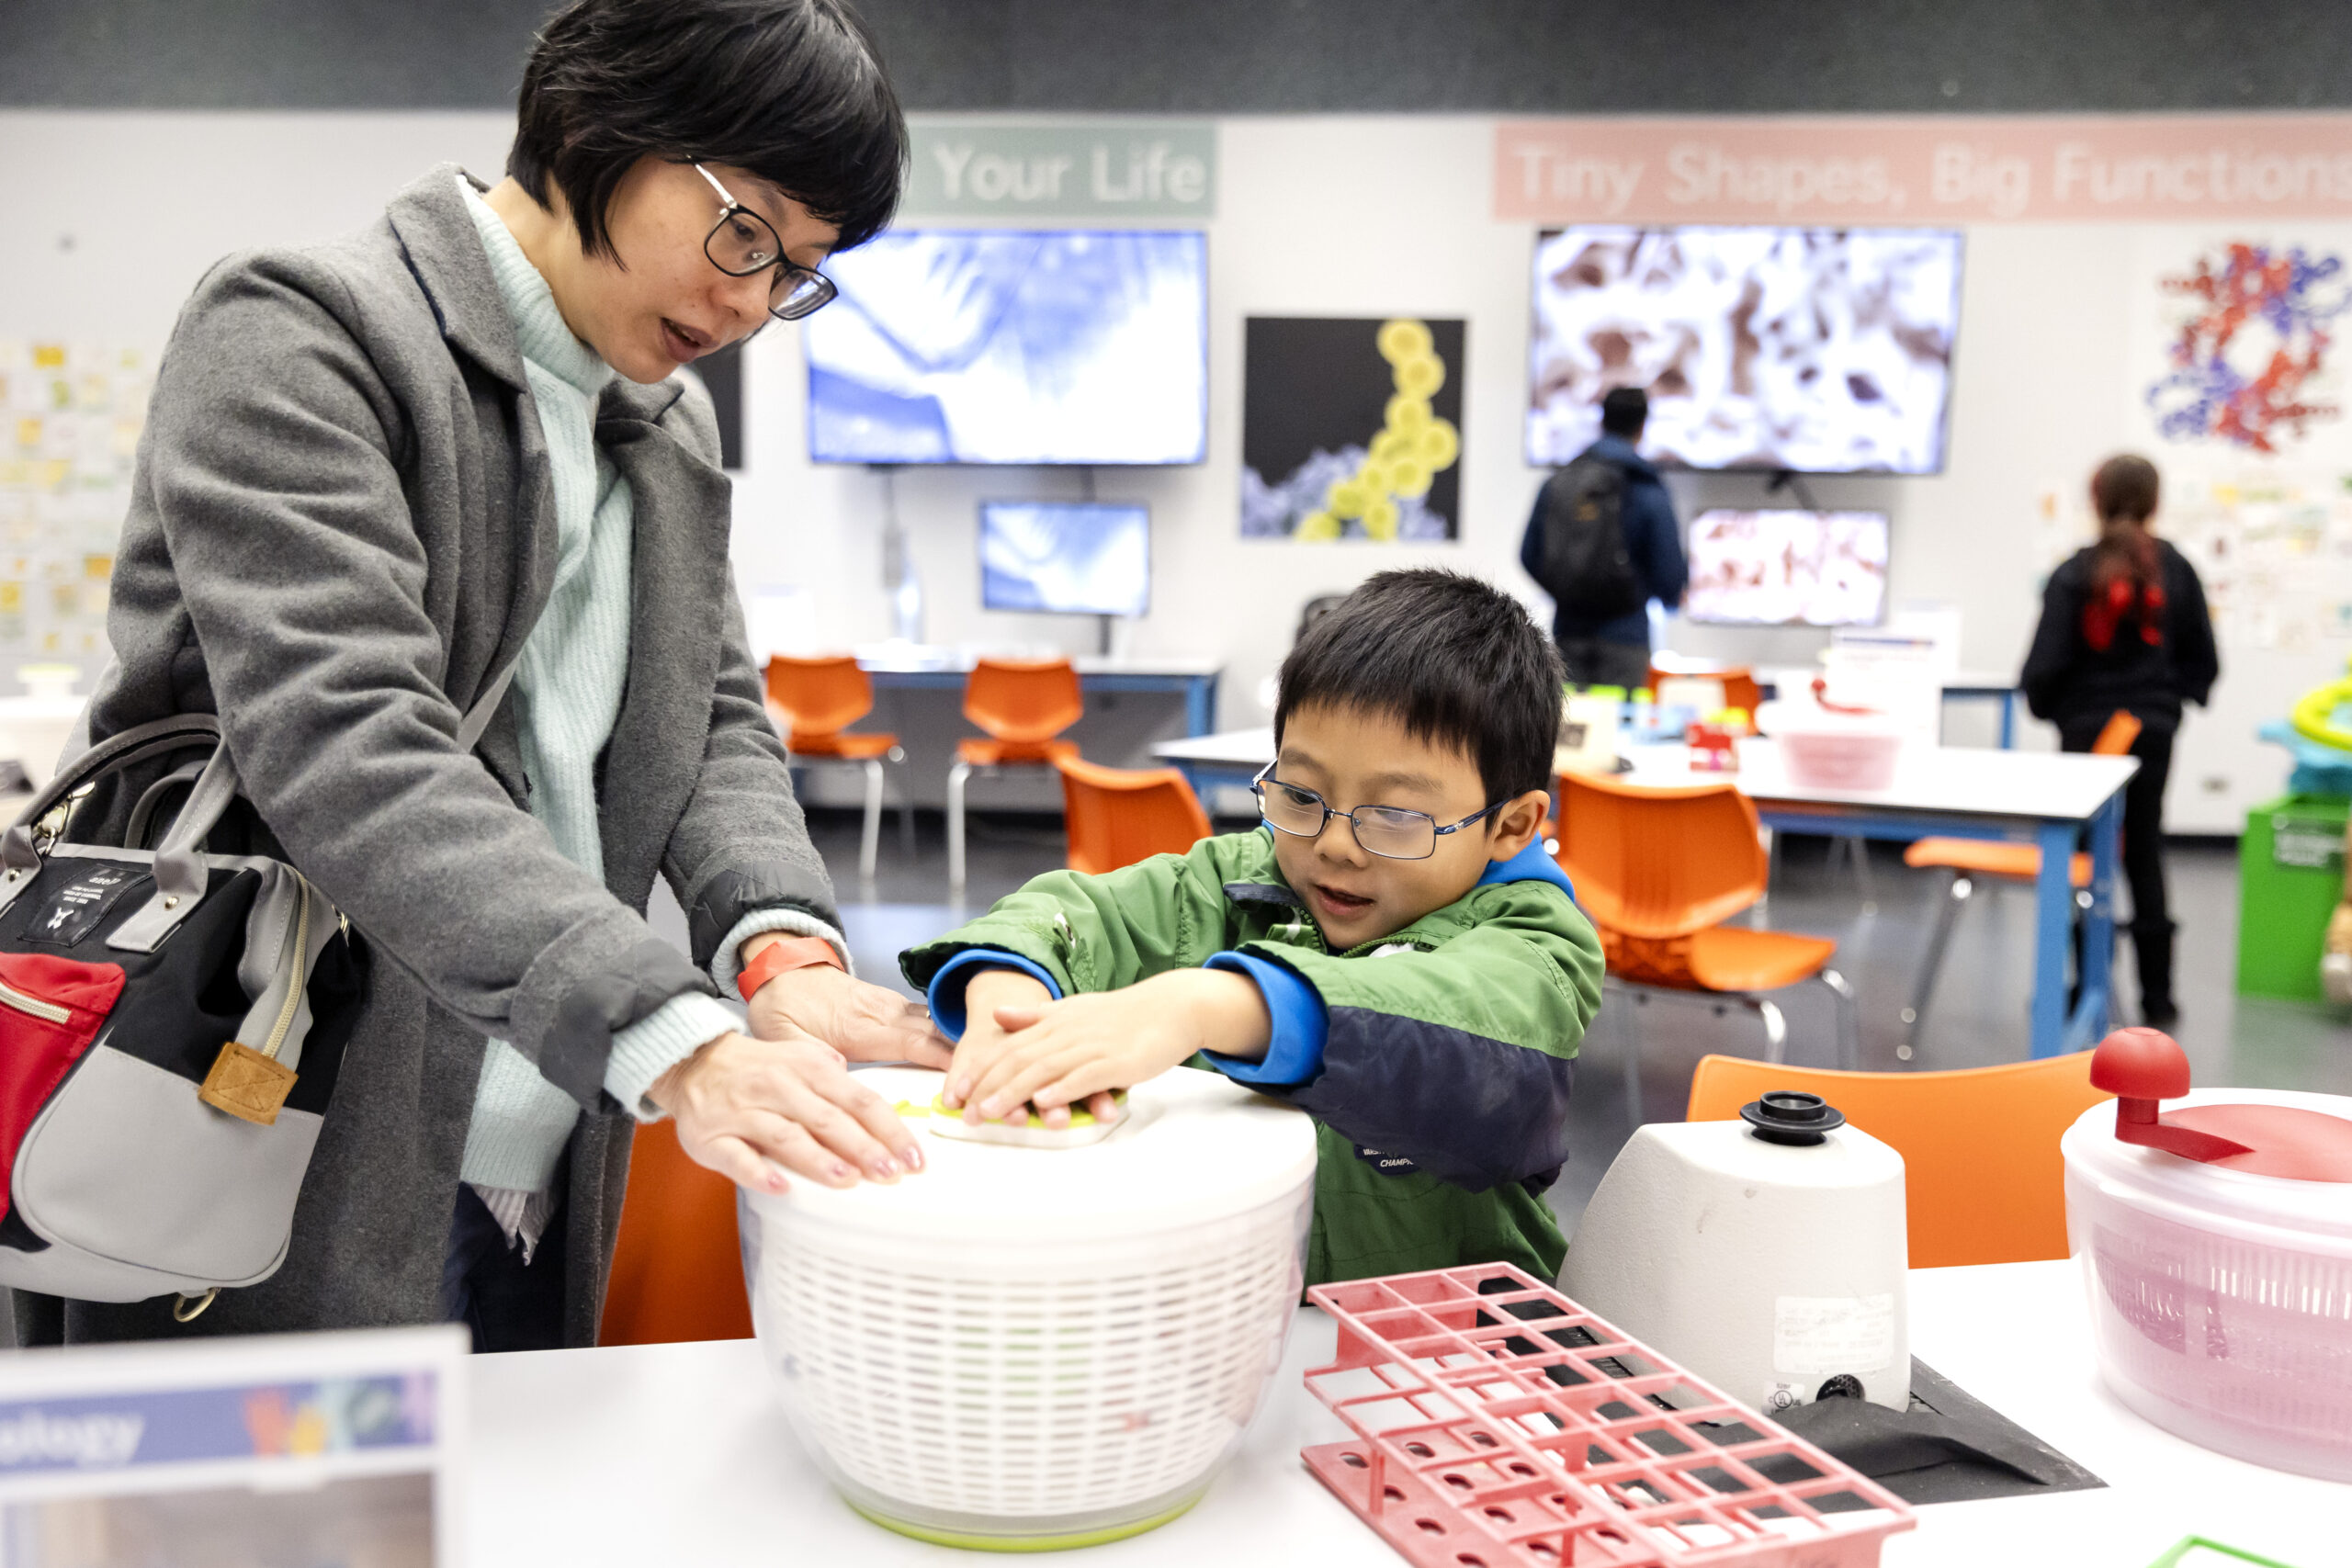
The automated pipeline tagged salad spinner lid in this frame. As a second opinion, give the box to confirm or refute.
[742,1066,1318,1240]
[2088,1028,2352,1182]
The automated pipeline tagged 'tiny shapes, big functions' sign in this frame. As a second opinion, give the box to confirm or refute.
[1496,116,2352,225]
[906,119,1216,220]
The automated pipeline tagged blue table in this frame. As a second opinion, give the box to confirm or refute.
[1153,729,2136,1061]
[864,654,1223,738]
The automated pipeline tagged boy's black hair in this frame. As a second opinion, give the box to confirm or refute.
[509,0,905,263]
[1600,385,1648,436]
[1275,570,1564,802]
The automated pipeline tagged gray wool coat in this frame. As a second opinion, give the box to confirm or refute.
[14,165,838,1348]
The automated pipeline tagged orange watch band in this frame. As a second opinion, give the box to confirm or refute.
[737,935,846,1001]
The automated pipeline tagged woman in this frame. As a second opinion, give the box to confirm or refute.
[19,0,944,1350]
[2021,454,2220,1026]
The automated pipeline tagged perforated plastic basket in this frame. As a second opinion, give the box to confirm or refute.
[1305,1265,1916,1567]
[2063,1088,2352,1482]
[741,1066,1318,1550]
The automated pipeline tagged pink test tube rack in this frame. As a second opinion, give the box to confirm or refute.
[1304,1265,1917,1567]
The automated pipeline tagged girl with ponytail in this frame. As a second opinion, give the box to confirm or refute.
[2022,455,2219,1026]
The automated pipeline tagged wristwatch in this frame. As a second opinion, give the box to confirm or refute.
[737,935,846,1001]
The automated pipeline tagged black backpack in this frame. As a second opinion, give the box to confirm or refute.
[1537,456,1643,620]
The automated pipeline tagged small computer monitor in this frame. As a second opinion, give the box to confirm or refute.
[979,502,1150,618]
[1685,509,1890,627]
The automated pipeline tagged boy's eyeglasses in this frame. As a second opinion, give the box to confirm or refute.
[692,163,837,321]
[1250,762,1503,862]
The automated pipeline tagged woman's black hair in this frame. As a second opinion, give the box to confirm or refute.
[509,0,906,261]
[1274,570,1565,803]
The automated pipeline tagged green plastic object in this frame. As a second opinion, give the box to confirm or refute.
[2148,1535,2303,1568]
[2236,794,2350,1002]
[846,1489,1205,1551]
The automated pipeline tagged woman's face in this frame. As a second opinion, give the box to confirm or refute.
[546,156,840,385]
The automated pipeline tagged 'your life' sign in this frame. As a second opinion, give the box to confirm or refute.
[903,119,1217,220]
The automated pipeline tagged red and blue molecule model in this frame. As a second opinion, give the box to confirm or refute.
[2147,242,2352,454]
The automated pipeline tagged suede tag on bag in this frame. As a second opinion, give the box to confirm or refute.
[198,1042,298,1126]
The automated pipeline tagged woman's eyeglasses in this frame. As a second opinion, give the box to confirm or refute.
[692,163,836,322]
[1250,762,1502,862]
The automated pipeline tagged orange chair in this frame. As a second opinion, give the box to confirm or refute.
[1899,709,2143,1056]
[1684,1050,2111,1267]
[598,1120,753,1346]
[766,654,910,882]
[1555,769,1857,1124]
[1055,755,1211,874]
[947,657,1084,892]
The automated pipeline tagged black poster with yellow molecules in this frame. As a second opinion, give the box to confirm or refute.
[1240,317,1464,542]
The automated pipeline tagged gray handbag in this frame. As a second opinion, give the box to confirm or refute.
[0,714,367,1319]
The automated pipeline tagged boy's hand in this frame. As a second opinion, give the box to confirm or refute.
[943,967,1056,1119]
[963,968,1272,1128]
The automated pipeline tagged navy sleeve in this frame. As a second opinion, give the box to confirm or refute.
[1520,479,1550,589]
[1632,479,1687,607]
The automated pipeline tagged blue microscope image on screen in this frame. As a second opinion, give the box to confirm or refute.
[980,503,1150,618]
[804,230,1208,466]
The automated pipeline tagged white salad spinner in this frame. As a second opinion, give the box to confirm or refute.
[740,1065,1318,1551]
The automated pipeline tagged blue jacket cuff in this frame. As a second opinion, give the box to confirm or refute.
[926,950,1063,1039]
[1200,952,1328,1086]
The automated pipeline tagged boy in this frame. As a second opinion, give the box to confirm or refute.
[900,570,1603,1284]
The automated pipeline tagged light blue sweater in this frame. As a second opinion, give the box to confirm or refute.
[455,182,834,1247]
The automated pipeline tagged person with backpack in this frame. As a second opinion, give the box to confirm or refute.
[2021,454,2218,1027]
[1520,387,1688,690]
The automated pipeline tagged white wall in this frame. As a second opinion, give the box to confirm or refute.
[0,110,2306,830]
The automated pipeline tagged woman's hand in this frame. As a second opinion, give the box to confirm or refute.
[960,969,1272,1129]
[646,1028,924,1194]
[747,961,952,1070]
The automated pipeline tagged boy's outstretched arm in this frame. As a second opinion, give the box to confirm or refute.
[1231,886,1603,1191]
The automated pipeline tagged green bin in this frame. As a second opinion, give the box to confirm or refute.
[2236,793,2350,1001]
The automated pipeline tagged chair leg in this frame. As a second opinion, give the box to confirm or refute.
[1611,983,1647,1129]
[858,760,884,883]
[1753,997,1789,1064]
[1842,835,1876,907]
[946,761,972,896]
[888,747,915,856]
[1900,871,1972,1062]
[1819,968,1860,1071]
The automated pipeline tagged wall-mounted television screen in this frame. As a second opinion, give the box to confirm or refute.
[1526,226,1962,475]
[805,230,1207,466]
[1685,508,1890,627]
[979,502,1151,617]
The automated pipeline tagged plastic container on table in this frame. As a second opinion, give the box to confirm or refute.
[1304,1263,1916,1567]
[1756,700,1903,792]
[2064,1034,2352,1483]
[740,1066,1318,1551]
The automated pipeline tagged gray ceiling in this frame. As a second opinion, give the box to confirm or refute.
[4,0,2345,113]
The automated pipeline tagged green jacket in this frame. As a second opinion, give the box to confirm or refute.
[900,829,1604,1285]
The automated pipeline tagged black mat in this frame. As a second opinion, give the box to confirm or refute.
[1777,1357,2106,1506]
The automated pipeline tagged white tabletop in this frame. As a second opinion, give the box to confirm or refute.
[1153,726,1275,766]
[466,1258,2343,1568]
[1619,739,2137,826]
[1155,730,2134,826]
[1753,666,2018,697]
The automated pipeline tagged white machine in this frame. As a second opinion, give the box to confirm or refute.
[1562,1090,1911,1415]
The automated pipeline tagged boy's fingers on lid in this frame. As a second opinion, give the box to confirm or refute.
[1086,1089,1122,1123]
